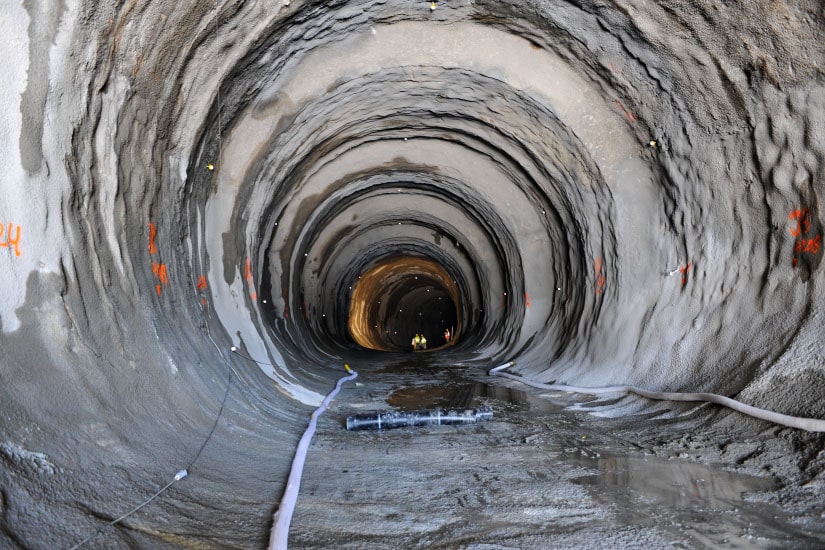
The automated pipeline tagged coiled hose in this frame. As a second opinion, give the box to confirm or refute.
[489,361,825,432]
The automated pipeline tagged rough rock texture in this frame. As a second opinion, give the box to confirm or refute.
[1,0,825,547]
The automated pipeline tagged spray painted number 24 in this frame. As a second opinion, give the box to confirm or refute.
[0,223,21,256]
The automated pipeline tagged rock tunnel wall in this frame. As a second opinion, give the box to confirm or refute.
[1,0,825,546]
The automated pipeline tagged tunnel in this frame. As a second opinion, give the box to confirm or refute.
[2,0,825,547]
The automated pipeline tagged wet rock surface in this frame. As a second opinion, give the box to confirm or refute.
[1,0,825,547]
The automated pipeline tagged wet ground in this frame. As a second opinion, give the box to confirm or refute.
[286,355,825,549]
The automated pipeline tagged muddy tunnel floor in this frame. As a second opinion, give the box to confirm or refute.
[285,354,825,549]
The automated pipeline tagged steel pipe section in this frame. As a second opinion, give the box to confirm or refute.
[2,0,825,546]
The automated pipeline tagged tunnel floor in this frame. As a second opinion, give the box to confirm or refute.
[279,355,825,549]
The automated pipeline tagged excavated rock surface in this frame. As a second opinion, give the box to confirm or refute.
[1,0,824,547]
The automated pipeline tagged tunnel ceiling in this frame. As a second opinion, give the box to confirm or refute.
[3,0,825,546]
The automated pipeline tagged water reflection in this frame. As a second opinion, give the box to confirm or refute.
[566,452,819,547]
[568,453,775,508]
[387,382,563,412]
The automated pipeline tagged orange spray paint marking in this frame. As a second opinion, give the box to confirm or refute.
[679,263,692,287]
[614,99,637,123]
[156,285,162,296]
[788,209,811,237]
[594,257,606,295]
[0,223,22,257]
[525,292,531,308]
[152,261,169,285]
[243,258,256,299]
[148,222,158,255]
[794,235,821,254]
[196,275,208,290]
[789,207,821,268]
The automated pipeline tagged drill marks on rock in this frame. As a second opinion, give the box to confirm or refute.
[0,223,22,257]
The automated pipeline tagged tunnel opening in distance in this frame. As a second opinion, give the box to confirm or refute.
[348,256,460,351]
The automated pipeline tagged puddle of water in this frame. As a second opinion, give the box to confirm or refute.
[566,452,816,547]
[387,382,563,413]
[387,385,454,409]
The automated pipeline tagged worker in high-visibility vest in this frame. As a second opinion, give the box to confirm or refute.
[411,334,419,351]
[419,334,427,350]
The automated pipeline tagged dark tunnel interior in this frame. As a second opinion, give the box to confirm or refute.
[2,0,825,547]
[347,256,460,351]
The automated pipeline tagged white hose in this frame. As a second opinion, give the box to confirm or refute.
[268,365,358,550]
[489,361,825,432]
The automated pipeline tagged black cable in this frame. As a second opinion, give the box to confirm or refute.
[187,369,232,471]
[69,367,233,549]
[230,346,274,366]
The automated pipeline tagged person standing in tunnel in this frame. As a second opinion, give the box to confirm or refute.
[444,328,451,343]
[412,334,419,351]
[420,334,427,350]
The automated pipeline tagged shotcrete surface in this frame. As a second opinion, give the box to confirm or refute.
[2,0,825,547]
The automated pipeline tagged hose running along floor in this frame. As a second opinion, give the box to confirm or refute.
[2,0,825,547]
